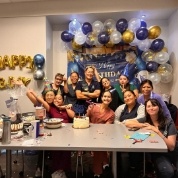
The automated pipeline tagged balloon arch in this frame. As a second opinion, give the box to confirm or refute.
[61,18,173,85]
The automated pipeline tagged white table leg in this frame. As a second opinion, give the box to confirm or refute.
[112,151,117,178]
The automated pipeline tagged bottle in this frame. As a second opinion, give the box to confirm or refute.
[39,120,44,136]
[2,117,11,144]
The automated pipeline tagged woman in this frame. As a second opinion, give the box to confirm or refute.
[35,94,75,123]
[86,91,114,178]
[115,90,145,126]
[143,99,177,178]
[98,77,122,111]
[114,90,145,178]
[64,71,79,105]
[137,79,171,119]
[41,73,65,96]
[26,88,55,117]
[29,93,75,176]
[114,74,139,104]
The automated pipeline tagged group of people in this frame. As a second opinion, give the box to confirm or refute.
[26,66,178,178]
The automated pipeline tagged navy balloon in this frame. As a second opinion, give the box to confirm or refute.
[82,22,92,35]
[33,54,45,69]
[61,31,74,42]
[150,39,165,52]
[98,31,110,45]
[146,61,158,72]
[136,28,148,40]
[116,18,128,33]
[140,20,147,28]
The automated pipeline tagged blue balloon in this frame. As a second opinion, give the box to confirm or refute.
[150,38,165,52]
[136,56,146,71]
[136,27,148,40]
[116,19,128,33]
[82,22,92,35]
[61,31,74,42]
[146,61,158,72]
[140,20,147,28]
[33,54,45,69]
[98,32,110,45]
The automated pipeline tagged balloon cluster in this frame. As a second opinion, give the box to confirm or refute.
[61,18,163,49]
[62,18,173,84]
[33,54,45,80]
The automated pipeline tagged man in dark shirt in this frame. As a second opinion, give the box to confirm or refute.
[75,66,100,115]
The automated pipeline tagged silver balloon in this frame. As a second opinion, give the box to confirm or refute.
[33,69,45,80]
[154,51,169,64]
[161,73,173,83]
[141,50,155,62]
[148,72,161,85]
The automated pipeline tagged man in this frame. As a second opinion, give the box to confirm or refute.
[75,66,100,115]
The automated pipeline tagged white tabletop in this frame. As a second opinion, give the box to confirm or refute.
[0,123,167,152]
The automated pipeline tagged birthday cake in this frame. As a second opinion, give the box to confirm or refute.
[73,117,90,129]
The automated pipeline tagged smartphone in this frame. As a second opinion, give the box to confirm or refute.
[128,127,140,131]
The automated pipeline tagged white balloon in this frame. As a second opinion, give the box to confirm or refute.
[137,39,151,52]
[69,19,81,35]
[74,31,86,45]
[148,72,161,85]
[104,19,116,32]
[161,73,173,83]
[154,51,169,64]
[128,18,141,32]
[130,33,139,46]
[92,21,104,34]
[136,70,149,82]
[110,31,122,44]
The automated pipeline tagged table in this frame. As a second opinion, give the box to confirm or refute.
[0,123,167,178]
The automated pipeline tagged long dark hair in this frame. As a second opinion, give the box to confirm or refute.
[145,99,167,129]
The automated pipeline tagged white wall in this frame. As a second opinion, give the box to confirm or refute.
[0,16,176,116]
[0,16,47,115]
[168,9,178,105]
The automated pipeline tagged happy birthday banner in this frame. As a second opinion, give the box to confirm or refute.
[0,55,34,70]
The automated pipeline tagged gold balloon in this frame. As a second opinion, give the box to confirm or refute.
[11,55,19,69]
[19,55,26,69]
[67,50,75,62]
[122,30,135,44]
[148,26,161,39]
[8,76,15,88]
[105,40,114,48]
[0,56,5,70]
[3,55,13,69]
[0,78,6,89]
[26,56,34,70]
[162,47,168,53]
[72,41,82,50]
[22,77,31,86]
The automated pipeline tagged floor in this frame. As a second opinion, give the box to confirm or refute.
[0,150,94,178]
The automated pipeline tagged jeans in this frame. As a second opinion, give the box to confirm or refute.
[154,155,175,178]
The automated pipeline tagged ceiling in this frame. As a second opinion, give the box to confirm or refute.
[0,0,177,26]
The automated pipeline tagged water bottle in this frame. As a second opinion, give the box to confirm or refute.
[2,118,11,144]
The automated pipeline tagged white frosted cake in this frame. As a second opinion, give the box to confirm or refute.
[73,117,90,129]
